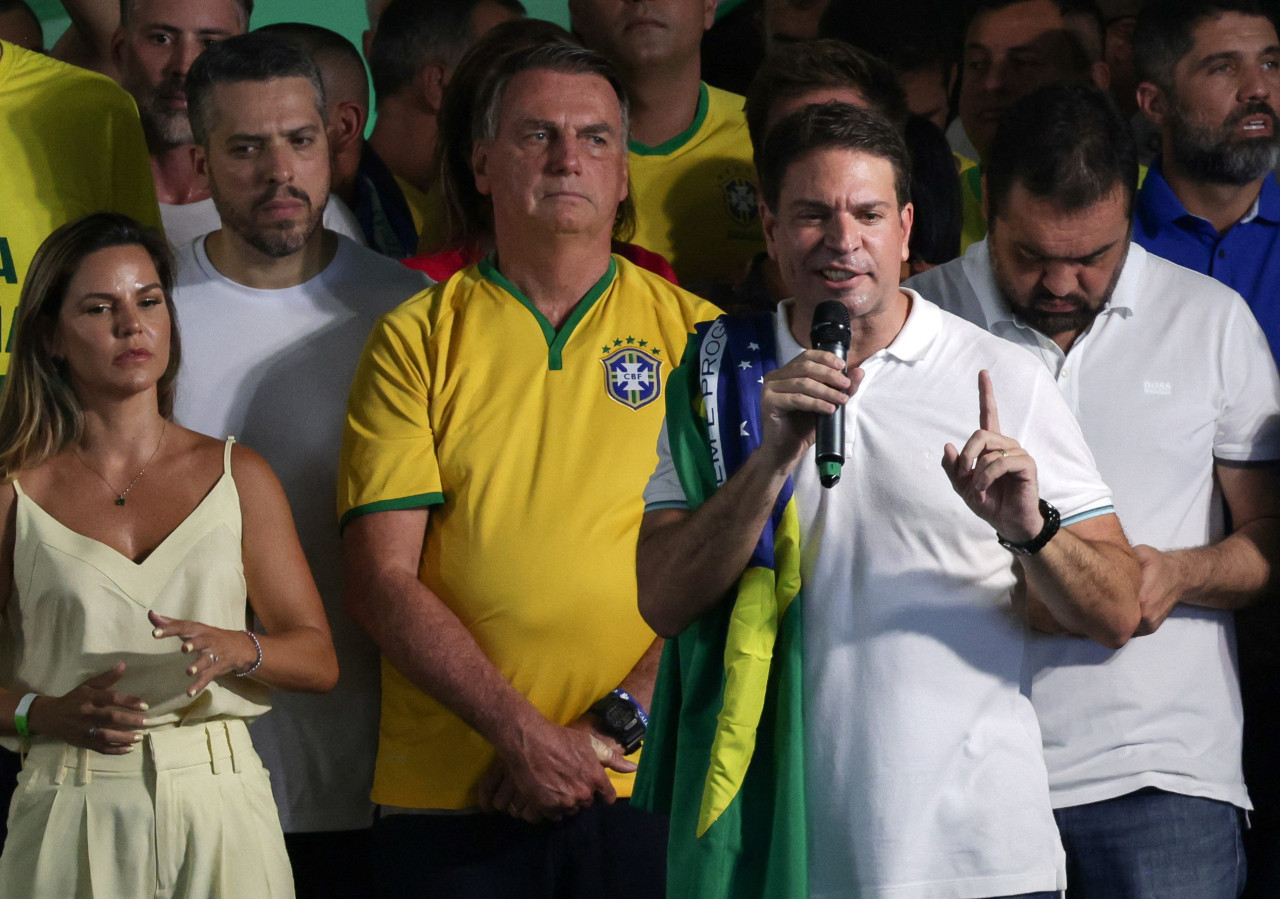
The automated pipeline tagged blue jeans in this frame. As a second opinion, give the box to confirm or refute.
[1053,788,1246,898]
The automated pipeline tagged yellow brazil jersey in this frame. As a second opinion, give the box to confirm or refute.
[339,255,717,810]
[628,83,764,295]
[0,41,160,383]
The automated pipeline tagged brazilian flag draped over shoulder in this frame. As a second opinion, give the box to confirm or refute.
[632,313,807,898]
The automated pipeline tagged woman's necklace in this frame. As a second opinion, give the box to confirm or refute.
[73,421,167,506]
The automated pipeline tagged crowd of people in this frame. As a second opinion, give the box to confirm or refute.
[0,0,1277,897]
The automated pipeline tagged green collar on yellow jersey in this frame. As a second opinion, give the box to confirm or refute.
[629,83,709,157]
[478,255,617,371]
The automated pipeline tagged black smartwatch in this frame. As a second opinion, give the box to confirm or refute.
[997,499,1061,556]
[589,689,648,755]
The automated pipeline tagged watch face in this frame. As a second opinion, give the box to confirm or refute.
[605,705,633,729]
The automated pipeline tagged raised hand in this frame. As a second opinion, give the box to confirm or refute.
[25,662,147,754]
[149,610,259,696]
[942,370,1045,542]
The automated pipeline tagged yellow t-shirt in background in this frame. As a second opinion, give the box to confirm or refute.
[628,83,764,295]
[0,41,160,382]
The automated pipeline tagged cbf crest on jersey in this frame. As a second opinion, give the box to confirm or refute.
[718,166,759,229]
[601,345,663,410]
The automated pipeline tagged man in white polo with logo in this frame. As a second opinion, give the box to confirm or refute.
[909,82,1280,896]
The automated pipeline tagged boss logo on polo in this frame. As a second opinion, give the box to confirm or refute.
[600,337,663,410]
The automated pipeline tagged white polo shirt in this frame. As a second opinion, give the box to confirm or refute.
[910,241,1280,811]
[645,292,1116,898]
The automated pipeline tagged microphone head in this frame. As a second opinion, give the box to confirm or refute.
[811,300,851,349]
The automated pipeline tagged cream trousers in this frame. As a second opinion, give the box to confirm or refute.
[0,719,294,898]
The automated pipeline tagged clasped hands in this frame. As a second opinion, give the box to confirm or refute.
[24,611,257,754]
[476,713,636,824]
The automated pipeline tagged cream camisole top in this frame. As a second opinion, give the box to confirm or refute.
[0,438,270,750]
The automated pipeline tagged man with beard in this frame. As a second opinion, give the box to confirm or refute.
[86,0,363,247]
[1133,0,1280,363]
[169,32,429,894]
[909,83,1280,897]
[108,0,245,243]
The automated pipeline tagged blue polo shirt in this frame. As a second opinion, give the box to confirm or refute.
[1134,157,1280,364]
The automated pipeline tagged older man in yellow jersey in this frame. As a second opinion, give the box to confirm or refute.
[339,37,715,898]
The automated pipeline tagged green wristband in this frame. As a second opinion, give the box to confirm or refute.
[14,692,38,738]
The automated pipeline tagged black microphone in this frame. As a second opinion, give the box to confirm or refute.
[810,300,851,488]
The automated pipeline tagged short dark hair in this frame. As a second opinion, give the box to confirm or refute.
[757,102,912,213]
[119,0,252,29]
[257,22,369,110]
[186,32,327,146]
[369,0,526,103]
[985,82,1138,222]
[967,0,1106,68]
[1133,0,1274,91]
[745,39,910,158]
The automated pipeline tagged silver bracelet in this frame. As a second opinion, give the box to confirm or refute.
[236,630,263,677]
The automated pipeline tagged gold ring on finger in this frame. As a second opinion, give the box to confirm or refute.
[998,449,1008,458]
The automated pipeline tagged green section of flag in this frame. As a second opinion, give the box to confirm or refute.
[633,326,807,899]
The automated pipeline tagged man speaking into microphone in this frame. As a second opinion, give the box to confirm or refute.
[633,103,1142,899]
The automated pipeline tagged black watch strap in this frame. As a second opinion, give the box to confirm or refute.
[589,689,647,755]
[997,499,1061,556]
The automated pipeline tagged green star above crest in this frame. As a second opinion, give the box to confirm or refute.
[638,339,648,347]
[614,338,623,346]
[626,336,636,344]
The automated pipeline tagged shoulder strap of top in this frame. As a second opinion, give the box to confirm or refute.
[223,436,236,474]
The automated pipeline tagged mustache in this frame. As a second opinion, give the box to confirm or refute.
[1228,100,1278,128]
[154,75,186,100]
[1028,287,1087,307]
[254,185,312,210]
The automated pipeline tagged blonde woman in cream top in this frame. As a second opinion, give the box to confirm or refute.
[0,213,338,898]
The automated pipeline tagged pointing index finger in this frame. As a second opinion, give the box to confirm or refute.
[978,370,1001,435]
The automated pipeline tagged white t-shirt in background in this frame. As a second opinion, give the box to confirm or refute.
[173,232,429,831]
